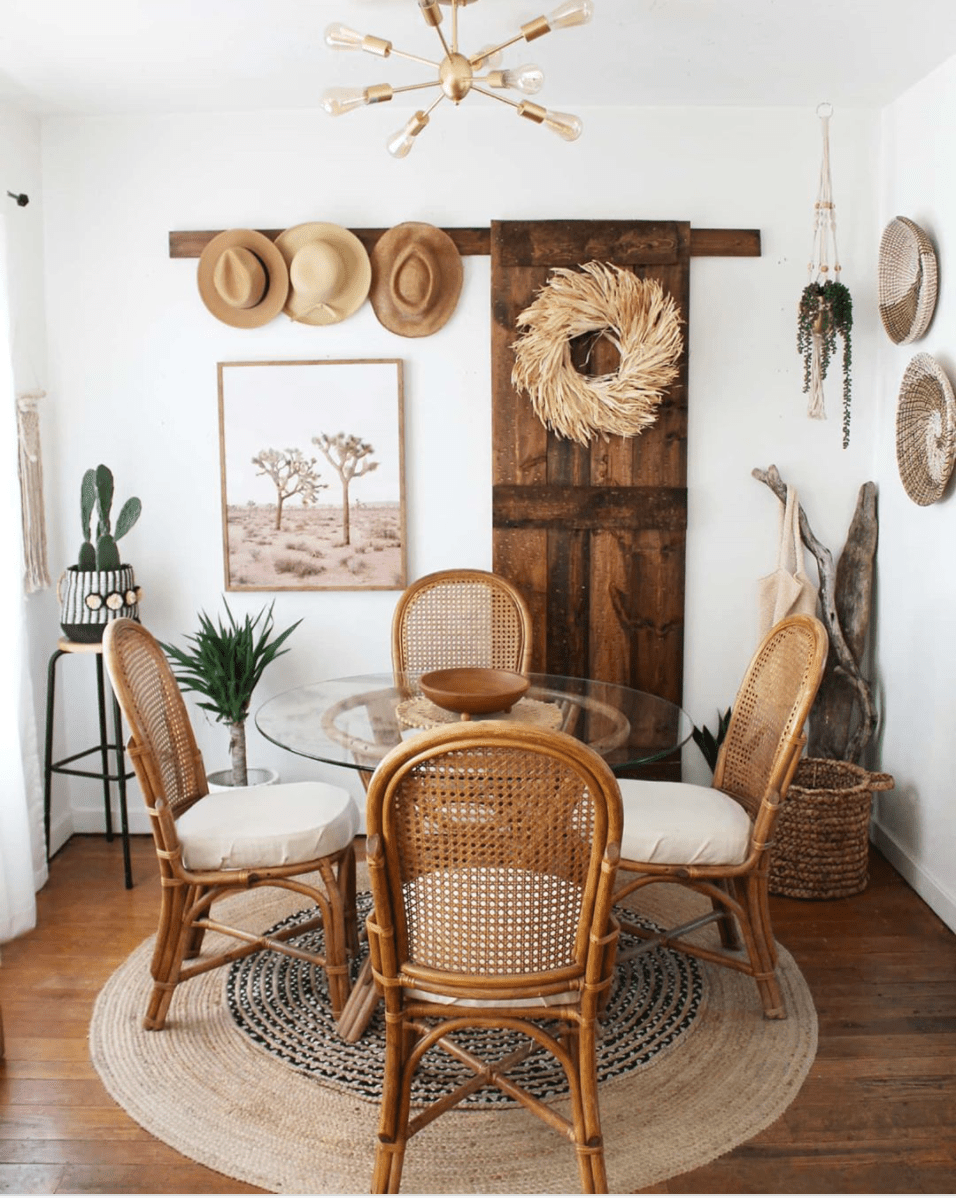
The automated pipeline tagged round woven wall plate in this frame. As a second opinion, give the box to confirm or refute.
[895,352,956,505]
[878,216,938,344]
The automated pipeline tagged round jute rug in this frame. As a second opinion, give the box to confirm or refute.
[90,876,817,1195]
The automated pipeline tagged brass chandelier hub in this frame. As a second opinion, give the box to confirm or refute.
[439,52,474,103]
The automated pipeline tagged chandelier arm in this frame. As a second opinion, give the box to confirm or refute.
[422,92,449,118]
[468,32,524,67]
[432,23,452,58]
[470,85,522,110]
[389,47,443,69]
[390,81,444,96]
[451,0,459,53]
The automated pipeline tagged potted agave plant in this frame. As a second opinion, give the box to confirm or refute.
[59,464,142,642]
[160,599,301,788]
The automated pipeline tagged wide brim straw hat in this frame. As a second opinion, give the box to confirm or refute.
[370,222,464,338]
[274,222,372,326]
[197,229,290,328]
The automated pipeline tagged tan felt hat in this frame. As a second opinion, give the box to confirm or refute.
[274,222,372,326]
[197,229,290,328]
[370,222,463,338]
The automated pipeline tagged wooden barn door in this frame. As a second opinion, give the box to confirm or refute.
[491,219,689,778]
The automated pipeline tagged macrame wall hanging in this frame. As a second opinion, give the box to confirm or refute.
[796,103,854,448]
[16,390,51,592]
[511,261,683,446]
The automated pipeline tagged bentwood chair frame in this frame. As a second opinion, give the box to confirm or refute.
[335,568,536,1043]
[614,614,828,1019]
[365,722,624,1194]
[391,568,534,678]
[102,618,357,1031]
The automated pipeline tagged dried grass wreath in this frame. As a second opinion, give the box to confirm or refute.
[511,261,683,445]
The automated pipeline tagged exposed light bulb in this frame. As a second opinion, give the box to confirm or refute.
[543,108,583,141]
[387,111,430,159]
[324,22,365,49]
[320,87,368,116]
[547,0,594,30]
[473,44,503,69]
[499,64,545,95]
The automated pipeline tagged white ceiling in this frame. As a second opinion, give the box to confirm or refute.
[2,0,956,117]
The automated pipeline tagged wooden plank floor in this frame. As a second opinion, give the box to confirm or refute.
[1,835,954,1194]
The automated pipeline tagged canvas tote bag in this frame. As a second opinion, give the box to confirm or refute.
[757,484,818,638]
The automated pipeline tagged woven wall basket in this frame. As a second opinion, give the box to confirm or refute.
[878,216,938,344]
[769,758,895,900]
[895,352,956,506]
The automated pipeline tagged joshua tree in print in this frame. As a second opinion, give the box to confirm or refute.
[312,432,379,546]
[251,448,327,531]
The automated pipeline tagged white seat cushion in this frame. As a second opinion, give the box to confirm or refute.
[618,780,752,867]
[176,781,358,872]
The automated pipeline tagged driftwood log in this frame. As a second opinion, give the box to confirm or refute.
[753,465,878,763]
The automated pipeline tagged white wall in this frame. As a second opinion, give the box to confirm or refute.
[870,56,956,928]
[32,104,889,869]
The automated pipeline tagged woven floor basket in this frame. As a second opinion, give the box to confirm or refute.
[769,758,895,900]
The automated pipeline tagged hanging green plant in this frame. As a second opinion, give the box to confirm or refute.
[797,279,853,449]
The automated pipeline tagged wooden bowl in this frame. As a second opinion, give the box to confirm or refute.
[419,667,530,719]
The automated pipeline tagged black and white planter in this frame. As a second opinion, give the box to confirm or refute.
[58,564,141,643]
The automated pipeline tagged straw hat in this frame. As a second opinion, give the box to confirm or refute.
[273,222,371,326]
[370,222,463,338]
[197,229,290,329]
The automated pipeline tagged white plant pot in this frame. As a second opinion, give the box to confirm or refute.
[206,767,279,792]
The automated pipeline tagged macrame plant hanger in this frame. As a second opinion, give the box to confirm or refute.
[807,104,839,417]
[798,103,854,447]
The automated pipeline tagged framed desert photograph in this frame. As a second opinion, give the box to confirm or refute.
[218,359,406,591]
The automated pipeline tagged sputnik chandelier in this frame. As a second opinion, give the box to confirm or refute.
[321,0,594,158]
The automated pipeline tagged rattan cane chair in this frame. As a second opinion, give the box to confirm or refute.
[102,618,359,1031]
[614,614,828,1019]
[391,568,533,676]
[365,722,623,1194]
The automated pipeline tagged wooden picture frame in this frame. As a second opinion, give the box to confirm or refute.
[217,359,407,591]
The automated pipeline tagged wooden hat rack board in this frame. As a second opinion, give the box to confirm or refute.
[797,103,854,448]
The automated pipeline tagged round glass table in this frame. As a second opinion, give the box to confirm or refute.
[256,671,693,777]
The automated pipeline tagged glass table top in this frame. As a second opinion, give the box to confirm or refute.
[256,671,693,776]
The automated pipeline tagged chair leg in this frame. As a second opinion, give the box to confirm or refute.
[372,1014,409,1193]
[144,882,192,1031]
[318,860,351,1019]
[741,875,785,1019]
[712,879,743,950]
[574,1017,608,1194]
[183,885,208,959]
[339,844,359,957]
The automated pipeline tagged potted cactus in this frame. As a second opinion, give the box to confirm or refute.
[58,464,142,642]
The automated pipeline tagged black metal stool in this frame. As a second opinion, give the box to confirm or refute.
[43,636,134,888]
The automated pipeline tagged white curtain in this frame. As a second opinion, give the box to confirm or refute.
[0,212,43,942]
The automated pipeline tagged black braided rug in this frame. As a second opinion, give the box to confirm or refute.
[226,891,703,1109]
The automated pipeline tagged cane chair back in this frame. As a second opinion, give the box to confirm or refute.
[614,614,828,1020]
[103,618,358,1031]
[102,616,208,822]
[391,568,533,677]
[364,721,623,1193]
[713,615,828,821]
